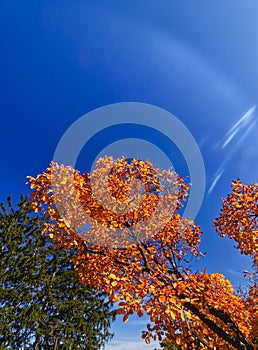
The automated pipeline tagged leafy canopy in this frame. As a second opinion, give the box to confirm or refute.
[28,157,257,350]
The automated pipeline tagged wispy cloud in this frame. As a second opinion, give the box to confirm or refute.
[226,268,242,276]
[214,105,256,150]
[105,315,160,350]
[105,338,159,350]
[207,171,224,195]
[126,318,151,326]
[208,106,257,195]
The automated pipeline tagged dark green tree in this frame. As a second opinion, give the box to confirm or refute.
[0,196,116,349]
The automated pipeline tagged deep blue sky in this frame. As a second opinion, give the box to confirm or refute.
[1,2,258,349]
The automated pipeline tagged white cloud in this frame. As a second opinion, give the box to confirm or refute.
[207,170,224,195]
[214,105,256,151]
[105,338,160,350]
[207,105,257,195]
[104,314,160,350]
[127,318,151,326]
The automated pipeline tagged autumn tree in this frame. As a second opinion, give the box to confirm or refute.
[28,157,257,350]
[0,195,116,350]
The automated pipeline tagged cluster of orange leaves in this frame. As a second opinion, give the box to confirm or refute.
[28,157,257,349]
[214,179,258,267]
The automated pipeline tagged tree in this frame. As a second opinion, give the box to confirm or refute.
[28,157,258,349]
[0,195,116,349]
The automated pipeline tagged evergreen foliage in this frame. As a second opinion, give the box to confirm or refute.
[0,196,116,349]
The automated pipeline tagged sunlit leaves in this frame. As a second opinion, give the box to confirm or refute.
[214,179,258,267]
[28,159,257,349]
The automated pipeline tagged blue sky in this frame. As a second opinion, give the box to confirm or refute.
[1,1,258,349]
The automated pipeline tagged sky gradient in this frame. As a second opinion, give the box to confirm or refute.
[1,2,258,349]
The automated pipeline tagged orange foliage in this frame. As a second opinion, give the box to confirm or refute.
[28,158,257,350]
[214,179,258,267]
